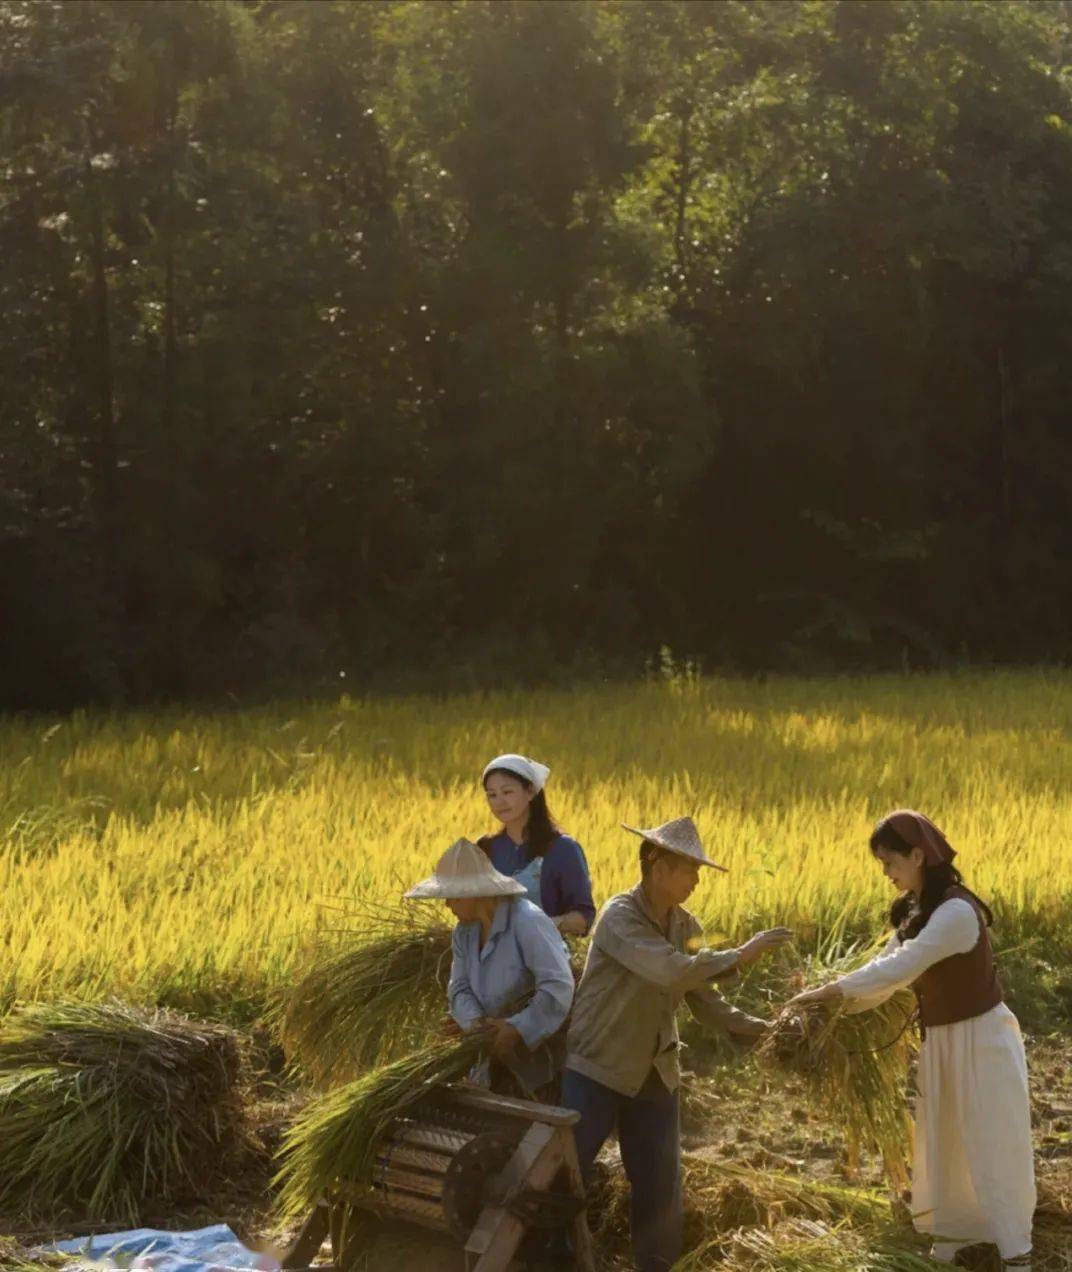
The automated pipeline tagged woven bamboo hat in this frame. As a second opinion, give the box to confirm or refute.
[620,815,727,872]
[405,838,527,900]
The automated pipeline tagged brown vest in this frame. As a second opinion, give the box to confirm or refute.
[906,886,1003,1028]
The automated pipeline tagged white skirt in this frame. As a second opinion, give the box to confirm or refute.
[912,1003,1035,1260]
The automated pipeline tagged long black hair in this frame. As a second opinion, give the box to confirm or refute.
[871,820,993,941]
[480,768,560,857]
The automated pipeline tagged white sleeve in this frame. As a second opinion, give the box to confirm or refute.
[842,933,902,1014]
[837,900,979,1005]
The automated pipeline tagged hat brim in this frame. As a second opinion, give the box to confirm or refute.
[404,876,527,900]
[621,822,728,872]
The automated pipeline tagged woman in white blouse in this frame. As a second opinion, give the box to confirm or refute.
[790,809,1034,1271]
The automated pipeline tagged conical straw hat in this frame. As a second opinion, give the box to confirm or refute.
[620,815,727,872]
[405,838,527,900]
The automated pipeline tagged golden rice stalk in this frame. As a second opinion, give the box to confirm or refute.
[277,902,588,1088]
[0,1000,250,1224]
[273,1031,486,1222]
[754,979,917,1193]
[277,902,455,1085]
[674,1217,938,1271]
[588,1156,892,1265]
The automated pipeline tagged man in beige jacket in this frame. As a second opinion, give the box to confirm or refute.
[561,817,792,1272]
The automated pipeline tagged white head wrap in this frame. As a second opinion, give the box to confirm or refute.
[481,753,551,793]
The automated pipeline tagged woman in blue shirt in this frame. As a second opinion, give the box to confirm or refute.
[405,837,574,1096]
[479,753,596,936]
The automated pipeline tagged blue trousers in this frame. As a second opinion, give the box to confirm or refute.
[561,1066,682,1272]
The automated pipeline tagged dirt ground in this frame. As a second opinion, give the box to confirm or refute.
[5,1036,1070,1270]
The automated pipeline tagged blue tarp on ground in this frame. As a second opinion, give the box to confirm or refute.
[51,1224,281,1272]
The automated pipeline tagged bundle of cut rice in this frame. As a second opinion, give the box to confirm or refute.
[274,1031,487,1222]
[278,902,588,1087]
[0,1000,250,1223]
[753,946,917,1193]
[277,905,456,1085]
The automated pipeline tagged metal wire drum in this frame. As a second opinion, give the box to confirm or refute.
[371,1116,520,1238]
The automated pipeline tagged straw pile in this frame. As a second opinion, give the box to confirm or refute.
[0,1000,250,1223]
[587,1156,891,1264]
[674,1218,938,1272]
[278,905,455,1085]
[0,1237,74,1271]
[274,1031,486,1221]
[594,1155,1072,1271]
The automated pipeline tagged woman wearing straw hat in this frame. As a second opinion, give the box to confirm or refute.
[406,837,575,1098]
[787,810,1035,1271]
[562,816,793,1272]
[479,753,595,937]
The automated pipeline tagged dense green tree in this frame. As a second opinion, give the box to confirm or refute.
[2,0,1071,706]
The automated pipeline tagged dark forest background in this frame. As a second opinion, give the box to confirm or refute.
[3,0,1072,708]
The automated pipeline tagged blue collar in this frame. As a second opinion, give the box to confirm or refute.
[468,897,513,962]
[489,897,512,938]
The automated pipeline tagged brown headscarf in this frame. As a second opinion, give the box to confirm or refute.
[877,809,956,866]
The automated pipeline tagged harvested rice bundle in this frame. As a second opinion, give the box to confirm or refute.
[279,902,589,1087]
[278,905,455,1085]
[274,1031,486,1221]
[0,1000,250,1224]
[754,959,916,1192]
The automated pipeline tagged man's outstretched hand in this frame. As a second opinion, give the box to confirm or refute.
[735,927,794,967]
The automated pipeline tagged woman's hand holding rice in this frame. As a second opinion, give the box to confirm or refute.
[787,982,844,1007]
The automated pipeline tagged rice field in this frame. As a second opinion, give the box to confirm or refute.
[2,669,1071,1022]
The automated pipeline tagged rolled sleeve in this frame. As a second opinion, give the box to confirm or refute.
[684,912,739,982]
[544,837,596,929]
[686,984,765,1036]
[595,899,739,991]
[505,907,575,1050]
[448,926,487,1031]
